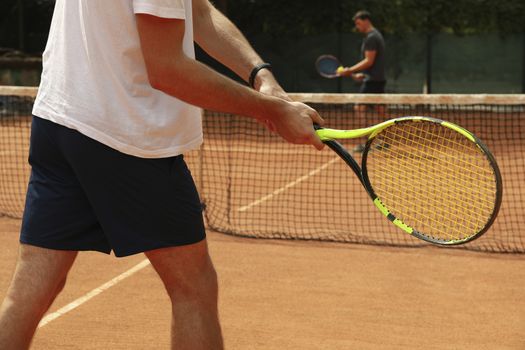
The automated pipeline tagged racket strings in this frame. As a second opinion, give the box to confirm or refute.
[371,173,487,240]
[372,137,495,213]
[392,125,497,176]
[372,131,494,209]
[374,169,488,239]
[378,123,495,178]
[373,165,492,222]
[366,121,498,242]
[388,123,496,238]
[375,134,495,240]
[373,134,495,200]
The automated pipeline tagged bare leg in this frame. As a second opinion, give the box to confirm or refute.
[145,239,223,350]
[354,104,386,116]
[0,244,77,350]
[354,103,367,113]
[375,104,386,116]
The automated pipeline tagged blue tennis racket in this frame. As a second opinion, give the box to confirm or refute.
[315,55,344,78]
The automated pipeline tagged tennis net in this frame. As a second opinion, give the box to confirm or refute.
[1,87,524,253]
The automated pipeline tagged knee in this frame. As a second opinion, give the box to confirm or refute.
[50,276,67,302]
[42,276,68,312]
[55,276,67,294]
[166,262,219,303]
[6,275,68,312]
[354,104,367,112]
[146,242,220,303]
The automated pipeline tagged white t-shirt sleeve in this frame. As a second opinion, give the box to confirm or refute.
[133,0,186,19]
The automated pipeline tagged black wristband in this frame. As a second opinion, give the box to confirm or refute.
[249,63,272,89]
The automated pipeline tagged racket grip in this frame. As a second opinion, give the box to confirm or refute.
[313,123,322,131]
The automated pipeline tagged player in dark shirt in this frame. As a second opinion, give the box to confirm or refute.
[339,10,386,151]
[339,10,387,108]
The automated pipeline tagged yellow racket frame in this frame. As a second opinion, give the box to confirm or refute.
[314,116,502,245]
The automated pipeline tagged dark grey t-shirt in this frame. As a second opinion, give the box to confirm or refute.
[361,28,386,82]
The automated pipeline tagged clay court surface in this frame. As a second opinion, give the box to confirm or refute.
[1,99,524,348]
[1,218,524,349]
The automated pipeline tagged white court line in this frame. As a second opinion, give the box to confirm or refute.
[237,157,340,212]
[38,259,151,328]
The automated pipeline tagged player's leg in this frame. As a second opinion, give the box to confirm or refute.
[353,79,369,118]
[353,103,368,113]
[145,240,223,350]
[375,103,386,115]
[373,81,387,115]
[54,118,214,347]
[354,80,387,116]
[0,245,77,350]
[0,116,113,349]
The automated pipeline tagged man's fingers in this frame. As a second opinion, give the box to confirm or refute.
[305,109,325,149]
[310,132,325,150]
[309,111,325,126]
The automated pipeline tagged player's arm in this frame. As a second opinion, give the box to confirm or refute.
[338,50,376,77]
[192,0,288,99]
[135,14,324,149]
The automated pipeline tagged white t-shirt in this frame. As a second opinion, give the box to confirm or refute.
[32,0,202,158]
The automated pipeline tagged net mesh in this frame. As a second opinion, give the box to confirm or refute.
[0,87,523,253]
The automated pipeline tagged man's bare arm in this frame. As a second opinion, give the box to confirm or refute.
[339,50,376,77]
[192,0,287,98]
[135,14,324,149]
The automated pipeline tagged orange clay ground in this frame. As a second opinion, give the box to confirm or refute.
[1,217,524,350]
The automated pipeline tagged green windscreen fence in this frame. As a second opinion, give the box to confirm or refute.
[1,32,523,92]
[197,32,525,93]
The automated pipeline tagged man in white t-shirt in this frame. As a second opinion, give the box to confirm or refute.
[0,1,324,349]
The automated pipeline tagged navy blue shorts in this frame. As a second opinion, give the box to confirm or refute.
[20,116,206,257]
[359,80,386,93]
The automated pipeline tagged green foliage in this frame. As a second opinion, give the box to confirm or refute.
[0,0,55,53]
[226,0,525,36]
[2,0,524,54]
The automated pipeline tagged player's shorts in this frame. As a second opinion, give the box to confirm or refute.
[360,80,386,93]
[20,116,206,257]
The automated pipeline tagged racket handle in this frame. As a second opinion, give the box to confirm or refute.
[313,123,323,131]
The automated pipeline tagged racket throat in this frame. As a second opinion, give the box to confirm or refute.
[325,140,365,186]
[373,198,414,235]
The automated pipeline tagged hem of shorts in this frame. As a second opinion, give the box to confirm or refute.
[113,233,207,258]
[19,237,112,255]
[20,234,207,258]
[31,113,203,158]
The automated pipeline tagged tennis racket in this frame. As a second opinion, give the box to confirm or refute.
[314,116,502,245]
[315,55,344,78]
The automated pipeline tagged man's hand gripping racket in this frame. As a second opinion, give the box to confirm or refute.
[314,117,502,245]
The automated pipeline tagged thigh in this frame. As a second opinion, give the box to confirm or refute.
[7,244,78,301]
[145,240,216,294]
